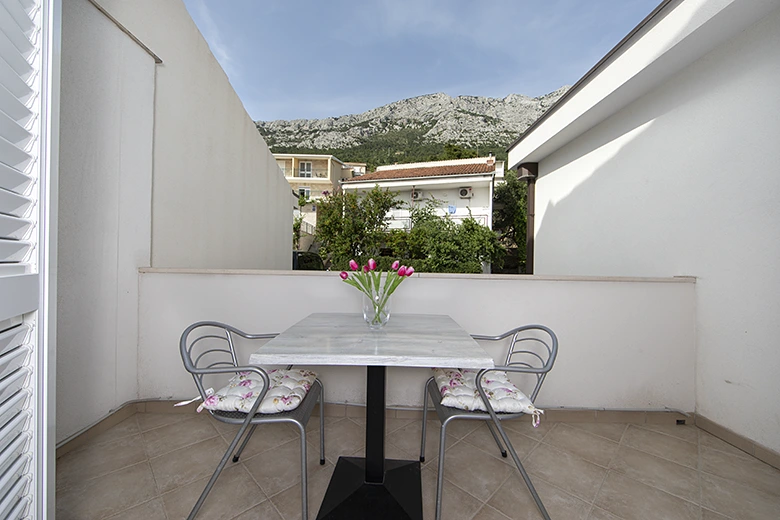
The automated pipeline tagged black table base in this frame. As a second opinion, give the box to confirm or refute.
[316,456,422,520]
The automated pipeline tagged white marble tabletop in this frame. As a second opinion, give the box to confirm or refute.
[248,313,494,369]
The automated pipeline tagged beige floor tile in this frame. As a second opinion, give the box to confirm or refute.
[136,412,193,432]
[150,435,230,494]
[56,434,148,490]
[700,509,733,520]
[700,472,780,520]
[544,424,620,468]
[243,437,330,497]
[472,504,512,520]
[621,425,698,469]
[700,446,780,498]
[231,500,284,520]
[387,420,444,464]
[311,416,364,465]
[90,415,141,446]
[594,472,700,520]
[462,423,538,464]
[445,418,482,439]
[305,415,344,435]
[587,506,624,520]
[56,461,158,520]
[503,419,555,442]
[488,475,590,520]
[438,441,514,502]
[143,415,219,458]
[268,462,335,520]
[698,429,753,459]
[105,498,167,520]
[421,465,484,520]
[569,423,628,443]
[609,445,700,503]
[161,464,266,520]
[638,423,699,444]
[524,443,607,502]
[219,421,301,461]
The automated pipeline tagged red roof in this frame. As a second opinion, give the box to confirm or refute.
[343,162,495,183]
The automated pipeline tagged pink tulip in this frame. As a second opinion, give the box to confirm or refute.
[391,260,400,270]
[340,271,348,280]
[397,266,407,277]
[363,265,369,273]
[349,259,359,271]
[368,258,377,271]
[406,266,415,276]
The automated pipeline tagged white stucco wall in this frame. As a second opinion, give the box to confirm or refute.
[533,8,780,452]
[58,0,154,440]
[56,0,292,442]
[138,270,695,415]
[94,0,291,270]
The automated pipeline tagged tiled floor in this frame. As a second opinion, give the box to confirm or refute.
[56,411,780,520]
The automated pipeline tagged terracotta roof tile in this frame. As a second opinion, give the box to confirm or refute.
[344,162,495,183]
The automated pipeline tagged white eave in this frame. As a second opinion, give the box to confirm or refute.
[507,0,778,170]
[341,172,494,190]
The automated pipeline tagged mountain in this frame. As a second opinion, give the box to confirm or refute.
[256,86,569,169]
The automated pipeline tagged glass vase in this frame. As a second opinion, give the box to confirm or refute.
[362,291,391,330]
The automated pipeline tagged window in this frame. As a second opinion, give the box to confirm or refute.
[298,187,311,199]
[299,161,312,178]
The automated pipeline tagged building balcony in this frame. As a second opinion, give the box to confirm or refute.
[284,168,330,179]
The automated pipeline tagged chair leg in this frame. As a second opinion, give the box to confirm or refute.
[434,418,450,520]
[485,420,507,458]
[297,423,309,520]
[318,380,325,465]
[232,424,258,462]
[420,377,433,462]
[495,420,551,520]
[188,419,253,519]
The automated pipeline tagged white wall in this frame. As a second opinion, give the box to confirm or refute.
[58,0,154,440]
[94,0,291,270]
[138,270,695,414]
[533,8,780,452]
[56,0,293,442]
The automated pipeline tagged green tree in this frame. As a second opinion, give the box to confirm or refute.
[315,186,401,269]
[492,171,528,272]
[388,200,505,273]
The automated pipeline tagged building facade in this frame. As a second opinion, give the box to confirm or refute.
[341,156,504,230]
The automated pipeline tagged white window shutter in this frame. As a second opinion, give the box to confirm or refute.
[0,0,55,518]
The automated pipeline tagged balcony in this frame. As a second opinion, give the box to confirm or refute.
[284,168,329,179]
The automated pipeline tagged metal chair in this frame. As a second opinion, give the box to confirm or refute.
[180,321,325,520]
[420,324,558,520]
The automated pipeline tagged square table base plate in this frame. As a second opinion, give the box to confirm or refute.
[316,457,423,520]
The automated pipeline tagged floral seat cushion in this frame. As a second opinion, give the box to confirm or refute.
[432,368,543,424]
[197,369,317,415]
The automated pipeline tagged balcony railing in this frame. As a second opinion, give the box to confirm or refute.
[282,168,329,179]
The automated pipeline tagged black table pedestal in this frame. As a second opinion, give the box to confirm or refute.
[316,366,423,520]
[316,457,422,519]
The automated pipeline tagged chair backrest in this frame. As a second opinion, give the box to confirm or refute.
[179,321,277,402]
[472,324,558,401]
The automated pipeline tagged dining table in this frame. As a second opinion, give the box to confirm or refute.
[248,312,495,520]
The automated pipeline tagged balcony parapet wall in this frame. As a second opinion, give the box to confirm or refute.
[136,270,695,413]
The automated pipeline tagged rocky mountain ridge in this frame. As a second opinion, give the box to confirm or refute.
[256,87,569,151]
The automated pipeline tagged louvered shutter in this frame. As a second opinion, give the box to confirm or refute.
[0,0,53,518]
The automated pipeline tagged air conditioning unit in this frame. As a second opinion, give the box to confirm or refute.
[459,187,473,199]
[411,190,424,201]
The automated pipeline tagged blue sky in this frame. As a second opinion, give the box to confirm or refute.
[183,0,660,122]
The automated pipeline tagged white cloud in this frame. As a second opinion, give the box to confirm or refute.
[193,0,238,79]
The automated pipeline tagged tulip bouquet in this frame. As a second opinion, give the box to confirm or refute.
[340,259,414,329]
